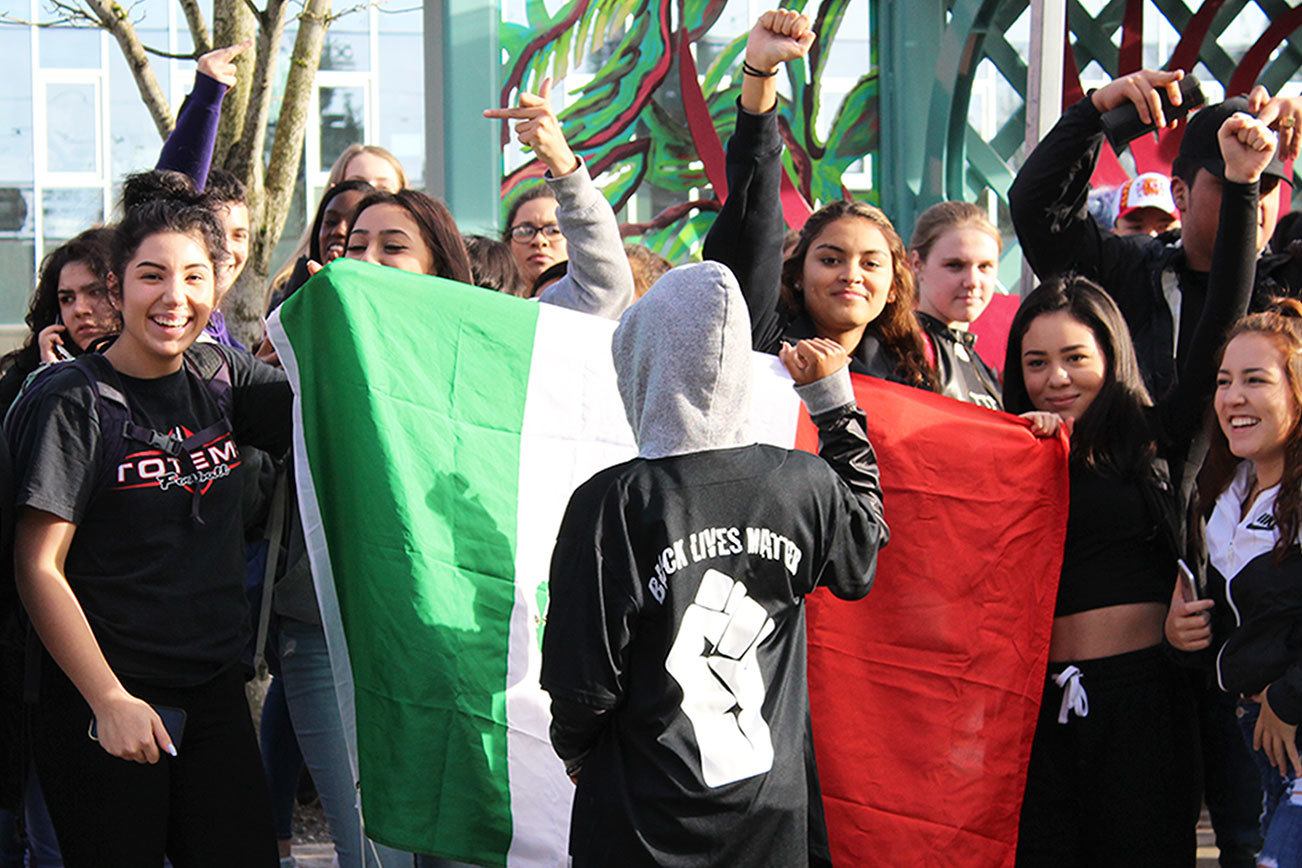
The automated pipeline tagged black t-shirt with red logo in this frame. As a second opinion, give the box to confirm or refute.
[11,347,291,687]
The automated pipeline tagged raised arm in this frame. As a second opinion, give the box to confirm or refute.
[536,161,635,318]
[1008,70,1183,299]
[703,10,813,354]
[155,41,249,190]
[485,79,634,319]
[1158,112,1277,440]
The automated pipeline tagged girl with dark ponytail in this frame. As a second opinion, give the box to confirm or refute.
[7,198,291,866]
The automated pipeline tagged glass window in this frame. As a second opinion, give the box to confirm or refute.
[0,186,34,235]
[321,26,371,71]
[378,27,424,186]
[110,38,167,181]
[0,185,37,325]
[319,86,367,172]
[42,188,104,244]
[378,4,423,33]
[45,83,99,174]
[40,27,101,69]
[0,237,35,324]
[0,25,34,181]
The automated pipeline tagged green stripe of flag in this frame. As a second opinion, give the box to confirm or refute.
[277,259,540,863]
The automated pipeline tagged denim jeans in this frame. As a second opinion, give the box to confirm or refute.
[278,617,413,868]
[260,674,304,842]
[23,767,61,867]
[1236,700,1302,868]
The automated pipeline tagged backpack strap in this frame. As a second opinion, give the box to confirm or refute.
[81,348,237,525]
[185,343,234,420]
[252,472,289,678]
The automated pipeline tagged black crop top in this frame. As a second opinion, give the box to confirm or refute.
[1056,464,1174,617]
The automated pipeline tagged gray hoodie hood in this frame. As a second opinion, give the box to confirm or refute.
[612,261,754,459]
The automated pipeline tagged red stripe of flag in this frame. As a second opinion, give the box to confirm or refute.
[800,374,1068,867]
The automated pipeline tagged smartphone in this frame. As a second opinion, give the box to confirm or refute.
[1176,559,1200,603]
[88,704,187,754]
[49,312,73,361]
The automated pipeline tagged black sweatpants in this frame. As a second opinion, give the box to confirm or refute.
[1016,645,1201,868]
[30,656,278,867]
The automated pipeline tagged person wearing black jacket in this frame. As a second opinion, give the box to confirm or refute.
[1003,109,1273,867]
[541,260,887,867]
[908,201,1004,408]
[1167,299,1302,868]
[1009,69,1299,402]
[703,11,937,394]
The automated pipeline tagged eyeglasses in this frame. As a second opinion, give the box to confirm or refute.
[510,223,563,243]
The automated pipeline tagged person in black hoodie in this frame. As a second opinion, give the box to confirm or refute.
[1004,107,1274,867]
[703,10,937,393]
[908,201,1004,408]
[1168,298,1302,868]
[541,261,887,867]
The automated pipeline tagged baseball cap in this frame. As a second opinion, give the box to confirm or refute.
[1178,96,1289,184]
[1116,173,1178,220]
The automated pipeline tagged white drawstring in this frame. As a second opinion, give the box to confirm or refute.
[1054,665,1089,724]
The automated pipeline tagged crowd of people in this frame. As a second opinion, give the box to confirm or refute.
[1,8,1302,867]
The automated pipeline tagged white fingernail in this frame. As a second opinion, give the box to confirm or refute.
[166,743,177,757]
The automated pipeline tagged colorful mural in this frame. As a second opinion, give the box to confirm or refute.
[498,1,1302,267]
[499,1,875,259]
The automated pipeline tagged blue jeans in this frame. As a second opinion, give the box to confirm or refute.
[260,674,304,842]
[278,617,412,868]
[24,767,61,867]
[1236,700,1302,867]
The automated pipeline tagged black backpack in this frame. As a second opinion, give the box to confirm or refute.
[5,345,234,525]
[0,344,234,693]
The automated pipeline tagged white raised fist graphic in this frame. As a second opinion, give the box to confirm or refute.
[666,568,776,787]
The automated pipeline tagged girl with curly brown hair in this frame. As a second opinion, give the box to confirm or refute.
[702,10,936,393]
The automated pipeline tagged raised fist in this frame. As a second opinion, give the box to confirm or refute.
[1219,111,1280,185]
[665,568,776,787]
[744,9,815,75]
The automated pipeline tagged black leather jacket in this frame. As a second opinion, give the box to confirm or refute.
[916,312,1002,409]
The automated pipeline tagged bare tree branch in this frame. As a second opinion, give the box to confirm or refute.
[81,0,174,138]
[139,43,201,60]
[0,10,92,27]
[177,0,213,54]
[212,0,258,167]
[327,2,369,22]
[227,0,287,180]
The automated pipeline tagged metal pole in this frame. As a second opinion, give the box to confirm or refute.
[1021,0,1067,293]
[424,0,502,234]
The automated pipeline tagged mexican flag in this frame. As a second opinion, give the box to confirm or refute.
[268,259,1068,867]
